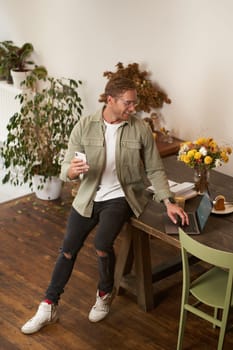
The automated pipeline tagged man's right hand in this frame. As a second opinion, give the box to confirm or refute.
[68,157,89,180]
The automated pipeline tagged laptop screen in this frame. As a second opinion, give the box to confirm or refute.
[196,194,213,230]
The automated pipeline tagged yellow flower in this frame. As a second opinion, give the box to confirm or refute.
[187,150,195,157]
[221,152,229,162]
[209,140,218,152]
[183,155,191,164]
[196,137,207,146]
[204,156,213,165]
[194,152,202,160]
[178,136,232,169]
[221,151,226,157]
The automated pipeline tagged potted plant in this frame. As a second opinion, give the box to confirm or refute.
[0,73,83,200]
[8,42,34,88]
[101,62,172,141]
[101,62,171,113]
[0,40,18,82]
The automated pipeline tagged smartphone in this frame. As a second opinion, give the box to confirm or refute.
[75,151,86,163]
[75,151,87,180]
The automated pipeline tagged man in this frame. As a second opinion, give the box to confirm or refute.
[21,77,188,334]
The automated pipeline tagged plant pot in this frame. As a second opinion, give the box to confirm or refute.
[10,69,30,89]
[32,175,62,200]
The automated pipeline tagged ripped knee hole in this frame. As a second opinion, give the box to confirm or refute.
[63,252,72,260]
[96,250,107,257]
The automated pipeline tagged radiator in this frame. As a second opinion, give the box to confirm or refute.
[0,82,21,142]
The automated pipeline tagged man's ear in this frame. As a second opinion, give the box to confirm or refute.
[107,95,114,105]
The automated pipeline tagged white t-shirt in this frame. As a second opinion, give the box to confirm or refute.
[94,120,125,201]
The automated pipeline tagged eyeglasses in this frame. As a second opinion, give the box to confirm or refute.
[118,98,138,107]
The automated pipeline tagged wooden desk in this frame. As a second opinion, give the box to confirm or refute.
[114,155,233,311]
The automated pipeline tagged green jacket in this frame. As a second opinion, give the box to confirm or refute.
[60,109,172,217]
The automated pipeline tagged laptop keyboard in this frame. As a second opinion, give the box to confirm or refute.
[179,214,197,233]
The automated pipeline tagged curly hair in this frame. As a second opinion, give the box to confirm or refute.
[99,77,136,104]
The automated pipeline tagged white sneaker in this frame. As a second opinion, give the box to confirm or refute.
[88,290,113,322]
[21,302,58,334]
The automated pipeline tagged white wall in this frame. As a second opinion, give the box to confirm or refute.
[1,0,233,175]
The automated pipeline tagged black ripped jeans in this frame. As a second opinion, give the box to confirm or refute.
[45,197,132,304]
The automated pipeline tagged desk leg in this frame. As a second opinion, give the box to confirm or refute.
[132,227,154,311]
[114,225,154,312]
[114,224,134,296]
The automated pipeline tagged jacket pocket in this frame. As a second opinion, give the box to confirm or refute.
[121,140,143,184]
[81,138,105,168]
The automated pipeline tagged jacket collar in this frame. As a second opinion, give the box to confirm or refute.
[92,107,133,126]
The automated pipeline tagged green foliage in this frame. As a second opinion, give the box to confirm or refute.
[0,74,83,189]
[0,41,34,83]
[22,65,48,90]
[0,40,17,82]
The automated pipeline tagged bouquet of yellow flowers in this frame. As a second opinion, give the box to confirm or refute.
[178,137,232,169]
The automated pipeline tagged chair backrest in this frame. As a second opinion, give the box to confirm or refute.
[179,227,233,271]
[178,228,233,350]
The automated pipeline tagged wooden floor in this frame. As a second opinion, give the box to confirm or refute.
[0,184,233,350]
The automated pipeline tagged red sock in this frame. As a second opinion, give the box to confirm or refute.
[44,299,53,304]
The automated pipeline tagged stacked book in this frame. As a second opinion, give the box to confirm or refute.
[168,180,197,199]
[147,180,197,200]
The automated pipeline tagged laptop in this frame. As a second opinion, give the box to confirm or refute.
[163,193,213,235]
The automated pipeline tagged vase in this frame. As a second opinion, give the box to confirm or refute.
[32,175,62,200]
[193,167,210,194]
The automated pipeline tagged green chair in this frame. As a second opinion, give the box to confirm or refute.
[177,227,233,350]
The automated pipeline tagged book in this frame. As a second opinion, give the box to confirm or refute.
[147,180,198,200]
[170,182,197,199]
